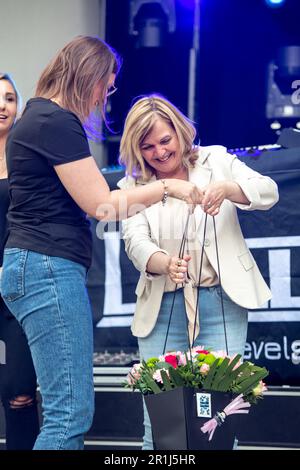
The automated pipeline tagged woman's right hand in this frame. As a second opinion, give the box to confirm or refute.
[166,179,204,207]
[167,255,191,284]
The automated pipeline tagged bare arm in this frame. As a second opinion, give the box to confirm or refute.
[146,252,171,275]
[54,157,203,221]
[146,252,191,284]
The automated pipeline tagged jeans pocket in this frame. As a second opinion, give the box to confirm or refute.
[213,285,231,302]
[0,249,28,302]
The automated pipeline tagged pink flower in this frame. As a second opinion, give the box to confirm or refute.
[178,353,187,366]
[126,363,142,385]
[153,368,169,383]
[200,363,210,375]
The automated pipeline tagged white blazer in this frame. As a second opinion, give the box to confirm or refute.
[118,145,279,338]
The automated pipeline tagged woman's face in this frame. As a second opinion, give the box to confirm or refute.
[0,79,17,136]
[140,118,182,177]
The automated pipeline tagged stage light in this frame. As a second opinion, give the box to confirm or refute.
[266,46,300,128]
[265,0,286,8]
[129,0,176,48]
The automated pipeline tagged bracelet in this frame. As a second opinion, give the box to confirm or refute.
[160,179,168,206]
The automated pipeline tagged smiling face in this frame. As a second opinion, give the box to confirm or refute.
[0,79,17,137]
[140,118,185,179]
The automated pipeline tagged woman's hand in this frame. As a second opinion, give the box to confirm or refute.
[201,181,250,216]
[166,179,204,208]
[167,255,191,284]
[201,181,229,216]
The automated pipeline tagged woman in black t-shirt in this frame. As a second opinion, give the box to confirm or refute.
[0,72,39,449]
[0,36,202,450]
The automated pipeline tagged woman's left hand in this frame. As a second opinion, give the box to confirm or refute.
[201,181,229,216]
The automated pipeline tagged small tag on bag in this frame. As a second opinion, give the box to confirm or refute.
[196,392,212,418]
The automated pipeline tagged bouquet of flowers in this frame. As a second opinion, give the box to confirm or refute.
[125,346,268,450]
[125,347,268,448]
[125,347,268,404]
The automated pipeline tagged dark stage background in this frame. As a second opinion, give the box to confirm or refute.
[104,0,300,164]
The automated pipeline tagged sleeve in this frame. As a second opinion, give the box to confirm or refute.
[229,153,279,211]
[208,147,279,211]
[121,213,169,279]
[38,110,91,166]
[117,176,169,278]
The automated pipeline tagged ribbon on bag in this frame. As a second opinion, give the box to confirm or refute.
[200,394,251,441]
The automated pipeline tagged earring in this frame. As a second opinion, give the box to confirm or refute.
[95,100,100,107]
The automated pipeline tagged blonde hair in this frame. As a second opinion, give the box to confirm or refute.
[119,94,199,181]
[0,72,22,115]
[35,35,121,140]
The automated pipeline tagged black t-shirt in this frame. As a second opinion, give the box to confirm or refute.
[6,98,92,268]
[0,178,9,267]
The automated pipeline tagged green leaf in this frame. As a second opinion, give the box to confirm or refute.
[202,358,221,389]
[219,361,250,391]
[160,370,173,391]
[236,369,269,396]
[156,361,172,369]
[169,367,185,387]
[143,374,162,394]
[210,357,230,390]
[215,355,242,392]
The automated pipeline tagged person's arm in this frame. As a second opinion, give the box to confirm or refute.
[201,181,249,216]
[54,157,202,221]
[120,191,191,284]
[146,252,191,284]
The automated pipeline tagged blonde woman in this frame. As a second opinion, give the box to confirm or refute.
[118,94,279,449]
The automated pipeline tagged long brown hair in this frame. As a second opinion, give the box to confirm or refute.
[35,35,121,140]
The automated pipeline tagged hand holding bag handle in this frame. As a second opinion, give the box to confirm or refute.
[163,213,229,357]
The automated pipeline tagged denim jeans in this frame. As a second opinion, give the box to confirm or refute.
[0,248,94,450]
[138,286,248,450]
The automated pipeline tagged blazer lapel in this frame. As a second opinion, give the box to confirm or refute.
[189,150,212,232]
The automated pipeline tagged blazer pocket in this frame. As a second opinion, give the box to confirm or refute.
[135,277,146,297]
[238,251,254,271]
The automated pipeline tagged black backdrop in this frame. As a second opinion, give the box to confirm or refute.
[87,144,300,386]
[105,0,300,165]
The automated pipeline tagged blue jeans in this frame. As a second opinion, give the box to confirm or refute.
[138,286,248,450]
[0,249,94,450]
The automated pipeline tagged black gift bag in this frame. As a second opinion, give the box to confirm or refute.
[144,214,243,450]
[145,387,238,450]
